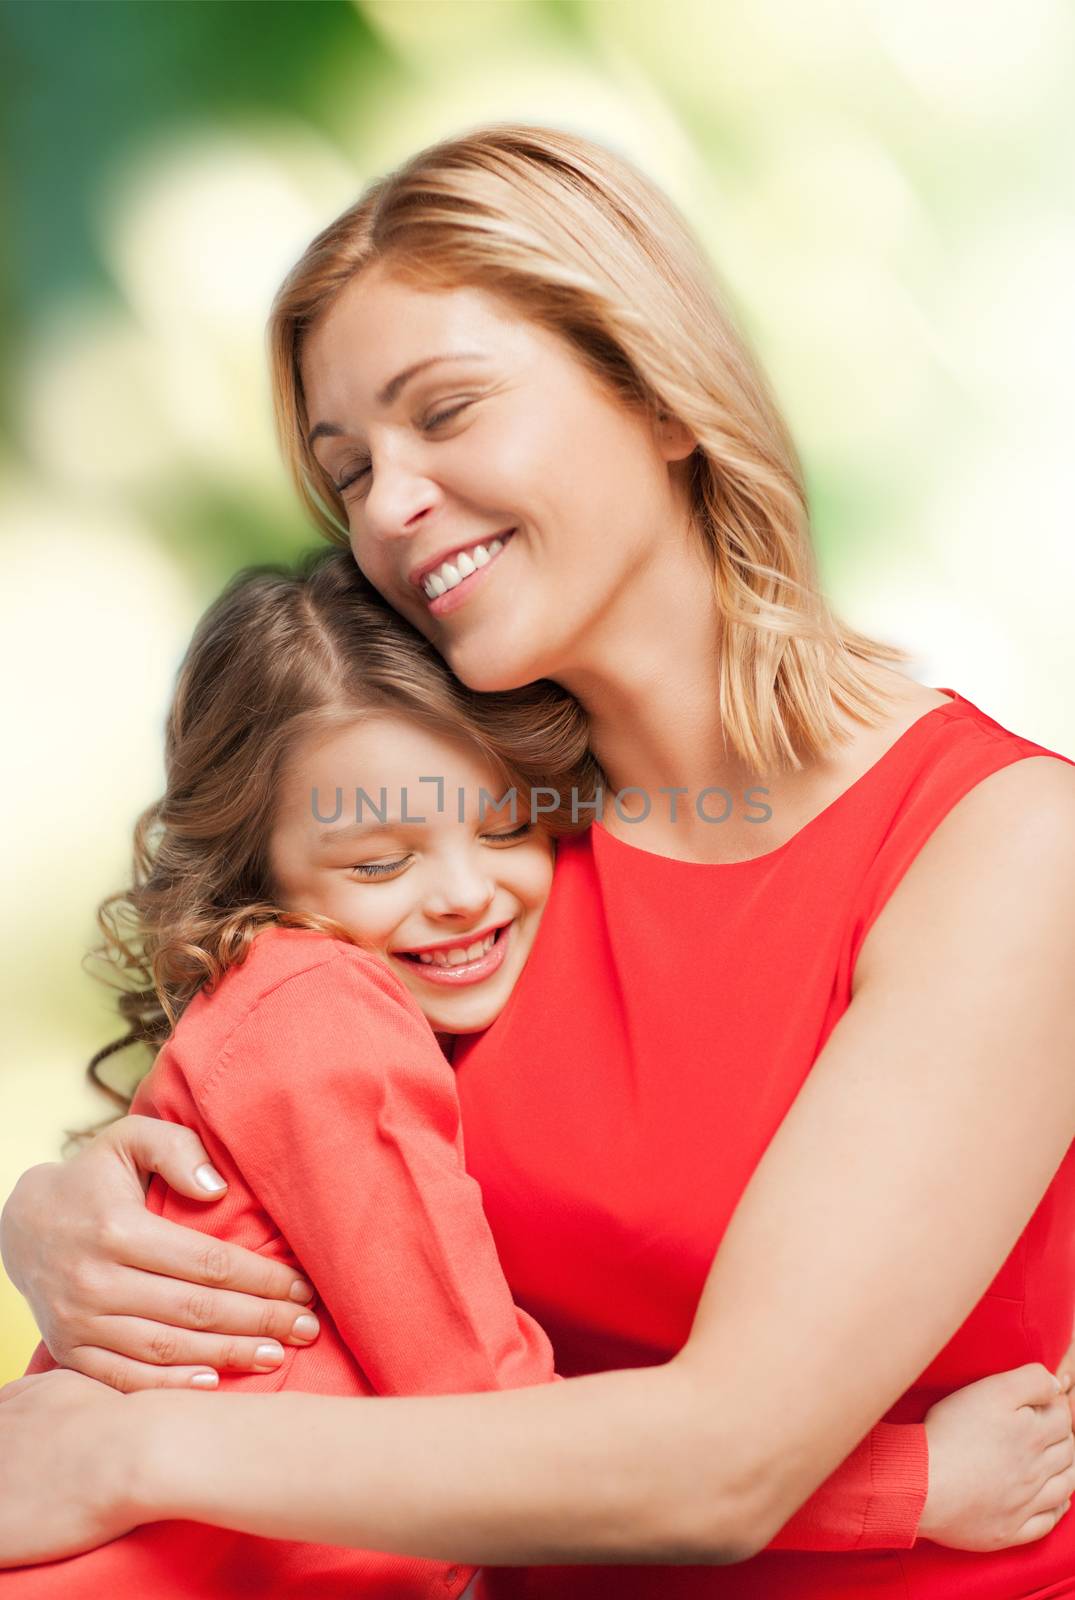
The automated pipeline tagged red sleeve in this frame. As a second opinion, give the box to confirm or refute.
[187,945,556,1398]
[766,1422,928,1550]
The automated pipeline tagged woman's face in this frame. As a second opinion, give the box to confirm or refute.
[300,265,695,693]
[268,712,555,1035]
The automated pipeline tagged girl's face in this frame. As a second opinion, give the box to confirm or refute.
[300,265,695,694]
[267,713,554,1035]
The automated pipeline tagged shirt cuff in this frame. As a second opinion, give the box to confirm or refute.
[857,1421,930,1549]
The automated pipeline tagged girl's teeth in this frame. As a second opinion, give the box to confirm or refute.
[472,545,490,567]
[427,572,446,597]
[456,551,477,578]
[441,562,460,588]
[414,932,497,967]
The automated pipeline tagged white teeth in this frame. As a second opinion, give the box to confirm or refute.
[412,931,497,968]
[420,533,511,599]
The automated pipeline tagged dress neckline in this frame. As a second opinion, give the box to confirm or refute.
[590,688,969,870]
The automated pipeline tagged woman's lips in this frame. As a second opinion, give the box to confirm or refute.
[393,922,513,987]
[424,530,515,618]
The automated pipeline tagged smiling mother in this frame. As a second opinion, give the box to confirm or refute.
[3,125,1075,1598]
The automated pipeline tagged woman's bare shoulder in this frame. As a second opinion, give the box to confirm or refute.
[855,749,1075,989]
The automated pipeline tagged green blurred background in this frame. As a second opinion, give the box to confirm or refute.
[2,0,1073,1382]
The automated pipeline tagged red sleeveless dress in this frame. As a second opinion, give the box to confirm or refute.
[453,690,1075,1599]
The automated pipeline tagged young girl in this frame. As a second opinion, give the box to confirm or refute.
[6,546,1070,1594]
[12,543,598,1599]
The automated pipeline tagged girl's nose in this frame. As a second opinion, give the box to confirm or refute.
[424,863,497,922]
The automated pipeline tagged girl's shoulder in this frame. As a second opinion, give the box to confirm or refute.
[170,924,424,1072]
[137,923,452,1152]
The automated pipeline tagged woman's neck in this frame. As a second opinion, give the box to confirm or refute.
[556,535,753,849]
[554,528,933,864]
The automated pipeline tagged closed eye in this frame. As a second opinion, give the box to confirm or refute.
[333,401,472,495]
[483,822,535,844]
[423,400,471,430]
[349,857,409,879]
[336,461,371,494]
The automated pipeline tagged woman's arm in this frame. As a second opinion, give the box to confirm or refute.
[0,1120,319,1391]
[244,935,1061,1559]
[2,757,1075,1568]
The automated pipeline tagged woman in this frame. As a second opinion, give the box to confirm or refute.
[2,124,1074,1597]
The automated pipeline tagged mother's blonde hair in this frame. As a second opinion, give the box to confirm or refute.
[269,122,904,772]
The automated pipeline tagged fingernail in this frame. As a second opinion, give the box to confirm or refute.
[194,1163,227,1193]
[292,1314,319,1342]
[289,1280,314,1304]
[190,1371,219,1389]
[254,1342,285,1368]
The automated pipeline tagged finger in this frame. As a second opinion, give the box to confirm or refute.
[66,1346,224,1394]
[102,1115,229,1202]
[1011,1362,1066,1410]
[1026,1462,1075,1519]
[116,1212,314,1305]
[1012,1503,1070,1545]
[1032,1394,1075,1444]
[85,1315,316,1374]
[93,1276,320,1346]
[1056,1335,1075,1385]
[1037,1437,1075,1482]
[0,1375,48,1404]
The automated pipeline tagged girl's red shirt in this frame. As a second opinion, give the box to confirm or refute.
[16,928,553,1597]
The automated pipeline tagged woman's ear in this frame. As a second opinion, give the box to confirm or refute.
[654,410,697,463]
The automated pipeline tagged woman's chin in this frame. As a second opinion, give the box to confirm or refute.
[442,638,549,694]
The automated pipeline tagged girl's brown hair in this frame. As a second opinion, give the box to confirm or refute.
[86,545,599,1112]
[269,121,906,774]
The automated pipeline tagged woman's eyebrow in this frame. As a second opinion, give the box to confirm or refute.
[306,352,489,447]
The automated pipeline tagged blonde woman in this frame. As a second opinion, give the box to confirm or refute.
[2,126,1074,1598]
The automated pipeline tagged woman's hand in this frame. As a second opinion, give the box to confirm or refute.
[0,1116,319,1391]
[0,1370,141,1565]
[921,1364,1075,1549]
[1057,1329,1075,1417]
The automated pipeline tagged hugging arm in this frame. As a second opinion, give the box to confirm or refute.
[3,761,1075,1567]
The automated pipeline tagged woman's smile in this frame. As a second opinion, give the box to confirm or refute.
[416,529,516,615]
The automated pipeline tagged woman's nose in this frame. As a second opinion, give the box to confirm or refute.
[363,446,441,546]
